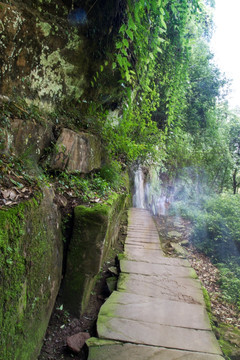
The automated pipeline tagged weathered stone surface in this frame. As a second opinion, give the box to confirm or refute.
[126,234,160,243]
[120,259,198,279]
[0,187,63,360]
[88,342,225,360]
[124,244,190,266]
[11,118,53,163]
[0,1,122,110]
[171,242,188,256]
[0,2,86,106]
[124,242,161,250]
[63,192,127,316]
[117,273,204,305]
[50,128,101,173]
[67,332,90,353]
[92,208,222,359]
[97,316,222,354]
[99,291,211,330]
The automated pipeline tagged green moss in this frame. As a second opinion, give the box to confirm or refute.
[0,192,62,359]
[201,287,240,358]
[37,22,51,37]
[189,268,198,279]
[201,285,216,331]
[118,253,126,260]
[202,286,211,313]
[86,337,121,347]
[117,273,129,292]
[217,324,240,359]
[63,191,129,316]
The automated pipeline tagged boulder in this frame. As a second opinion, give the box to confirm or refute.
[50,128,101,173]
[67,332,90,353]
[11,118,53,163]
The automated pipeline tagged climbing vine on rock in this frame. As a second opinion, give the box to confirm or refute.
[100,0,212,163]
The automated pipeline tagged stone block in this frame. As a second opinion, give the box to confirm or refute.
[63,192,127,316]
[0,187,63,360]
[11,118,53,163]
[50,128,101,173]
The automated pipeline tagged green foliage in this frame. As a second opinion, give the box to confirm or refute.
[183,40,226,132]
[98,0,208,163]
[99,161,123,189]
[53,171,112,201]
[171,193,240,307]
[48,160,127,203]
[190,194,240,260]
[217,264,240,307]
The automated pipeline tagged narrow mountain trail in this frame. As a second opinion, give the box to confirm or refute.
[87,208,224,359]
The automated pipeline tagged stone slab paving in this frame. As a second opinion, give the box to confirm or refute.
[120,259,198,279]
[117,272,205,305]
[88,341,224,360]
[124,243,191,266]
[99,291,211,330]
[97,316,221,354]
[88,208,224,359]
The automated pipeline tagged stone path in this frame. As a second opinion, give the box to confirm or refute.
[87,208,224,359]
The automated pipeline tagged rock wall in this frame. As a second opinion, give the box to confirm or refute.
[0,188,63,360]
[50,128,102,173]
[0,0,124,110]
[62,192,128,316]
[0,1,86,109]
[0,1,129,358]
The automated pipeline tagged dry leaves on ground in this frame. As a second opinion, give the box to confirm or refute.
[187,246,240,329]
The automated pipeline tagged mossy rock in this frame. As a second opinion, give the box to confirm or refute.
[63,191,128,316]
[0,188,63,360]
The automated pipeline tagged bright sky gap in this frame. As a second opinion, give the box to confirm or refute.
[210,0,240,109]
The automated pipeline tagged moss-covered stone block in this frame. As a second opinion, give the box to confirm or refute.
[63,192,128,316]
[10,118,54,167]
[0,188,63,360]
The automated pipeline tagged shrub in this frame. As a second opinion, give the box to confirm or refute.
[191,194,240,262]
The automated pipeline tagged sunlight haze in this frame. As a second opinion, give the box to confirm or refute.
[211,0,240,108]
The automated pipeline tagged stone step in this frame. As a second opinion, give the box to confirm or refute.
[120,259,198,279]
[124,244,192,265]
[124,242,162,250]
[97,316,222,354]
[88,341,224,360]
[117,272,205,305]
[99,291,211,330]
[89,208,223,359]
